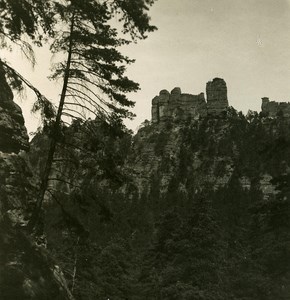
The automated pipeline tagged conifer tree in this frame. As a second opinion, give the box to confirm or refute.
[29,0,157,228]
[0,1,54,110]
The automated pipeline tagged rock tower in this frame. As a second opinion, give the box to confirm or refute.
[151,78,229,124]
[206,78,228,115]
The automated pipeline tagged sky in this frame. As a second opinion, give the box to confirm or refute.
[4,0,290,134]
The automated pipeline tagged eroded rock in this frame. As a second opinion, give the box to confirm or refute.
[0,67,74,299]
[206,78,228,115]
[0,66,29,153]
[151,78,228,124]
[261,97,290,117]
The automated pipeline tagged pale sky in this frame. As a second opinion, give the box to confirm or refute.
[5,0,290,134]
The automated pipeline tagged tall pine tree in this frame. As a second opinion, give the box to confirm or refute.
[29,0,157,228]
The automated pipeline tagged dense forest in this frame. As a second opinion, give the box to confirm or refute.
[25,108,290,299]
[1,1,290,299]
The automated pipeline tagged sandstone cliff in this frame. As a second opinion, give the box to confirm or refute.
[28,78,289,203]
[151,78,228,124]
[130,78,288,200]
[0,65,29,153]
[261,97,290,117]
[25,77,290,299]
[0,71,73,300]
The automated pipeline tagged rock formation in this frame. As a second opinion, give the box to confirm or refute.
[0,69,74,300]
[0,66,29,153]
[261,97,290,117]
[206,78,229,115]
[0,66,32,228]
[25,77,290,299]
[152,78,228,124]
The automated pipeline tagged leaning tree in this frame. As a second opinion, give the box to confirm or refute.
[28,0,157,228]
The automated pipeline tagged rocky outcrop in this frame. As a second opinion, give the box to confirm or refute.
[206,78,228,115]
[0,67,33,226]
[151,88,207,123]
[0,69,74,299]
[0,151,74,300]
[0,152,35,225]
[132,104,290,200]
[0,66,29,153]
[152,78,228,124]
[261,97,290,117]
[23,75,290,299]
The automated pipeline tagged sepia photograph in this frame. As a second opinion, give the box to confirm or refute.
[0,0,290,299]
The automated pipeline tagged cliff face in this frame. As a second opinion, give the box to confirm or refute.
[261,97,290,117]
[0,66,29,153]
[206,77,229,115]
[0,71,73,300]
[26,78,290,221]
[132,78,285,199]
[130,111,286,200]
[26,78,290,299]
[151,78,228,124]
[0,67,34,232]
[30,77,287,203]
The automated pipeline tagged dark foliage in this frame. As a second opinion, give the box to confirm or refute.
[29,109,290,299]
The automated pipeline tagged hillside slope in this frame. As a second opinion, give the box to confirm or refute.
[28,79,290,299]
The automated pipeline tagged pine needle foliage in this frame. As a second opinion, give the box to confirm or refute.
[29,0,157,228]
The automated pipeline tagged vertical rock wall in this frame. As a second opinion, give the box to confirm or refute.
[0,66,29,153]
[261,97,290,117]
[151,78,228,124]
[0,69,74,300]
[206,78,228,115]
